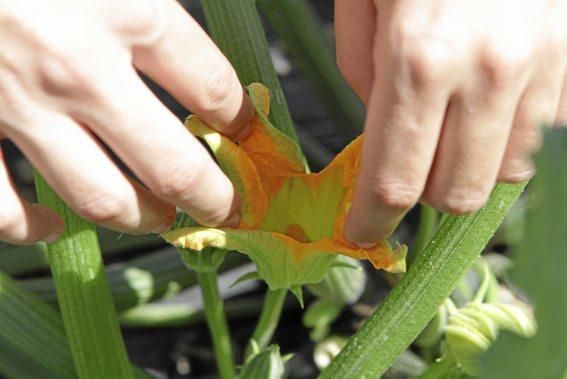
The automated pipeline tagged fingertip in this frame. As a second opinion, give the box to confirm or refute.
[343,208,382,247]
[34,205,65,244]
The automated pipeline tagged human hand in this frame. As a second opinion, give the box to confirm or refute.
[335,0,567,245]
[0,0,254,245]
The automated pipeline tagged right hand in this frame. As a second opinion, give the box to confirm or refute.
[0,0,254,245]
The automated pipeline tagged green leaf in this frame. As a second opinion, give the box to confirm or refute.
[480,128,567,378]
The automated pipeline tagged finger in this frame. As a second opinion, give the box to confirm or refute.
[79,65,241,228]
[131,0,254,138]
[9,114,175,234]
[335,0,376,105]
[498,68,565,182]
[344,25,453,245]
[0,145,63,244]
[423,86,522,213]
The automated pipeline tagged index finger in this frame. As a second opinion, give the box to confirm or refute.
[130,0,254,138]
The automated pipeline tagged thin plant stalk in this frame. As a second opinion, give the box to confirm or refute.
[321,182,527,378]
[197,271,235,379]
[244,288,288,359]
[34,173,134,378]
[257,0,364,138]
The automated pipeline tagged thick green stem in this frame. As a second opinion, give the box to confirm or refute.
[200,0,297,141]
[321,183,527,378]
[197,271,235,379]
[257,0,363,138]
[408,205,439,265]
[34,173,133,378]
[244,288,288,359]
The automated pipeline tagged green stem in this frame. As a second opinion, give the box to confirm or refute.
[321,183,527,378]
[244,288,288,359]
[197,271,235,379]
[257,0,363,138]
[200,0,297,141]
[34,173,133,378]
[408,204,438,265]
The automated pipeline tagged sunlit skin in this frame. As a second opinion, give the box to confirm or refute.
[0,0,253,245]
[1,0,565,247]
[336,0,567,246]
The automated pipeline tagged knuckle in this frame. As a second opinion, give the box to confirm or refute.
[402,46,445,89]
[480,48,528,90]
[156,157,208,200]
[369,181,421,210]
[196,63,237,115]
[38,53,97,97]
[118,0,166,43]
[74,191,129,224]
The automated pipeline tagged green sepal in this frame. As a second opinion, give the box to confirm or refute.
[180,247,227,273]
[240,344,286,379]
[230,271,260,288]
[290,285,304,308]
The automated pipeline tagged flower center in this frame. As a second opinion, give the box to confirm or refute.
[285,223,309,243]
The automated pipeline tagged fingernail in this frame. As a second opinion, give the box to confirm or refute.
[42,232,62,244]
[42,221,64,244]
[152,213,176,234]
[233,124,251,142]
[223,213,241,228]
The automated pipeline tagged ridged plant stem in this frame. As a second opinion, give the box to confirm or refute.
[321,183,527,377]
[34,173,133,378]
[200,0,297,140]
[257,0,364,138]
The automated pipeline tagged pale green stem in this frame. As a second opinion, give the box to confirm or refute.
[244,288,288,359]
[197,271,235,379]
[34,173,134,378]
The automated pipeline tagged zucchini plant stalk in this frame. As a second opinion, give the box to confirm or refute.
[176,213,236,379]
[34,173,134,378]
[321,182,527,378]
[198,270,235,379]
[244,288,287,359]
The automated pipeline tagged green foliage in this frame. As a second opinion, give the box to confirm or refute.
[480,128,567,378]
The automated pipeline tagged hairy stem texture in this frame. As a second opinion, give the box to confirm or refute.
[321,183,527,378]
